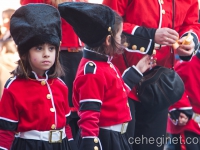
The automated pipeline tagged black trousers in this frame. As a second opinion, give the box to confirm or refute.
[126,99,168,150]
[166,131,200,150]
[76,128,131,150]
[59,50,82,138]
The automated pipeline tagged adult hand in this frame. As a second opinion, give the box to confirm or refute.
[135,55,156,73]
[178,112,189,126]
[176,36,195,56]
[155,28,179,45]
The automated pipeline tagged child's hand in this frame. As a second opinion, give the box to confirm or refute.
[135,55,157,73]
[178,112,189,126]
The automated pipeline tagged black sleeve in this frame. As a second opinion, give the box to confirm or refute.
[123,32,155,55]
[134,26,157,40]
[122,66,143,89]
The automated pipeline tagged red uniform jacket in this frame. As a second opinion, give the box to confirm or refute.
[167,53,200,135]
[73,49,143,138]
[20,0,87,48]
[0,75,72,149]
[103,0,200,101]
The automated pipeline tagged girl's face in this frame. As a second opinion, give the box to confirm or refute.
[29,43,56,76]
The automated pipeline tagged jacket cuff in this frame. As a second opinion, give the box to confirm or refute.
[0,146,8,150]
[80,137,101,150]
[123,32,154,55]
[122,66,143,90]
[179,55,193,61]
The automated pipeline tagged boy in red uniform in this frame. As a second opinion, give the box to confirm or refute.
[58,2,157,150]
[0,4,77,150]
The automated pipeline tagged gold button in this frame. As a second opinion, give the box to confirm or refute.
[108,27,111,32]
[123,42,128,47]
[140,47,145,52]
[46,94,51,99]
[160,0,164,4]
[153,49,156,55]
[123,88,126,92]
[41,80,46,86]
[94,138,98,143]
[132,45,137,50]
[89,62,94,66]
[127,103,129,107]
[94,146,98,150]
[51,124,56,129]
[162,9,165,14]
[50,108,55,112]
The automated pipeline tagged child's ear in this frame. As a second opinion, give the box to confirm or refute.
[105,35,111,46]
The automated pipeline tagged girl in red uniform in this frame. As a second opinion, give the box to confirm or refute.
[0,4,77,150]
[58,2,156,150]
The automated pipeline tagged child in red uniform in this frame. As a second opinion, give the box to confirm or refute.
[0,4,77,150]
[58,2,156,150]
[20,0,88,138]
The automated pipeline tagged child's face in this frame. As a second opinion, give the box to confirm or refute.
[29,43,56,76]
[2,13,10,29]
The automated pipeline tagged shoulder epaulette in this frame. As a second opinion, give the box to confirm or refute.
[84,61,96,74]
[4,76,16,88]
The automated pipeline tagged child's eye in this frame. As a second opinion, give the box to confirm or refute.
[36,46,42,51]
[49,46,56,51]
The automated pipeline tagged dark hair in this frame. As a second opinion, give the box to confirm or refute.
[86,12,125,56]
[11,44,65,79]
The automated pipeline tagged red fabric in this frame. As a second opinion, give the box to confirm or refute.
[0,78,72,148]
[0,130,15,150]
[180,132,187,150]
[73,58,131,137]
[65,124,73,139]
[103,0,200,101]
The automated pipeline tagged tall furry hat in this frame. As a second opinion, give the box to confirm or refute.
[58,2,115,48]
[10,3,62,56]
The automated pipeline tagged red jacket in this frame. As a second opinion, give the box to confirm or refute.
[0,76,72,149]
[73,49,143,138]
[103,0,200,101]
[20,0,87,48]
[167,53,200,135]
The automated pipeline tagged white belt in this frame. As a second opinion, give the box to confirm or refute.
[100,123,128,134]
[19,128,66,143]
[193,113,200,124]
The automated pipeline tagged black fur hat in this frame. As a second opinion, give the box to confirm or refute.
[58,2,115,48]
[10,4,61,56]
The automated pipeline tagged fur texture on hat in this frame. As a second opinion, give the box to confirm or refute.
[10,4,62,56]
[58,2,115,48]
